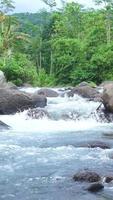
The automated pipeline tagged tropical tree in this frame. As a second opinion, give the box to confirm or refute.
[0,0,15,14]
[42,0,56,10]
[94,0,113,44]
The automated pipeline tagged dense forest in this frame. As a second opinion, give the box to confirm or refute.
[0,0,113,86]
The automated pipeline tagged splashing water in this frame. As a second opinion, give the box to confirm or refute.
[0,87,113,200]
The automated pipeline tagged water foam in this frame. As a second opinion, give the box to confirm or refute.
[0,91,110,133]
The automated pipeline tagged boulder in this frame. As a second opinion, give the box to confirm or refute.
[78,82,90,87]
[5,82,18,90]
[0,89,47,114]
[27,108,50,119]
[100,81,113,88]
[37,88,59,97]
[102,83,113,113]
[78,82,97,88]
[105,176,113,183]
[67,85,100,100]
[87,183,104,192]
[73,171,101,183]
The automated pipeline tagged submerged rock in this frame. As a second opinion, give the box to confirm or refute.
[91,103,113,123]
[61,112,81,121]
[27,108,50,119]
[105,176,113,183]
[73,171,101,183]
[87,182,104,192]
[87,141,110,149]
[37,88,59,97]
[0,89,47,114]
[75,141,110,149]
[0,120,10,129]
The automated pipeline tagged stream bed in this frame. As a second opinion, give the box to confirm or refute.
[0,88,113,200]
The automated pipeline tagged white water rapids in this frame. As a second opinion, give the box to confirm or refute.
[0,87,113,200]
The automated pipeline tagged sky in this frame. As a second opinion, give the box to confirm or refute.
[14,0,97,13]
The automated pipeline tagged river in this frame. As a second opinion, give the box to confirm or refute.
[0,87,113,200]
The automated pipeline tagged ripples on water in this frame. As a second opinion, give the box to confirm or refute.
[0,87,113,200]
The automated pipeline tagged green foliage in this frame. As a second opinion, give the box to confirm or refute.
[1,1,113,87]
[0,53,38,86]
[51,37,84,84]
[37,68,55,86]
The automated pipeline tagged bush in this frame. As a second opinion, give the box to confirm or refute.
[0,53,38,86]
[37,68,56,87]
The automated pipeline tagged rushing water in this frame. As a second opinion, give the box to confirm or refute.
[0,88,113,200]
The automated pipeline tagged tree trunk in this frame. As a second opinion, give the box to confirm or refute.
[106,19,111,44]
[50,50,53,75]
[39,51,42,70]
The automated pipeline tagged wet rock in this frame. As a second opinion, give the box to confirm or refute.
[0,120,10,129]
[61,112,81,121]
[73,140,110,149]
[4,82,18,90]
[87,183,104,192]
[92,104,113,123]
[105,176,113,183]
[78,82,90,87]
[87,141,110,149]
[31,92,47,108]
[0,89,47,114]
[67,85,100,100]
[37,88,59,97]
[73,171,101,183]
[27,108,50,119]
[102,83,113,113]
[78,82,97,88]
[100,81,113,88]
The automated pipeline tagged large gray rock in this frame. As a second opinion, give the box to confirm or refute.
[0,89,47,114]
[102,83,113,113]
[4,82,18,90]
[78,82,90,87]
[100,81,113,88]
[73,171,101,183]
[67,85,100,100]
[37,88,59,97]
[87,183,104,192]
